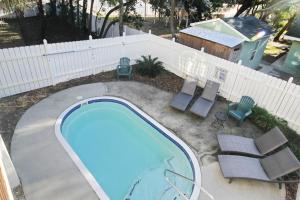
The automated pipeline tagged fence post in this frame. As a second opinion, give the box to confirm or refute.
[43,39,55,86]
[228,60,242,101]
[197,47,205,81]
[275,77,294,114]
[88,35,97,75]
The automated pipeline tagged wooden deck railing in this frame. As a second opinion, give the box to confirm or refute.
[0,166,10,200]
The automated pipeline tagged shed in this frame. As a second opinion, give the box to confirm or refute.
[283,15,300,75]
[178,16,273,69]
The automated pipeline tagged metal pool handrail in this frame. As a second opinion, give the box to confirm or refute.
[164,169,215,200]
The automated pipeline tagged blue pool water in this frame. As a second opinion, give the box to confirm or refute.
[61,99,195,200]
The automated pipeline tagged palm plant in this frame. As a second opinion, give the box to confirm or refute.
[136,55,164,78]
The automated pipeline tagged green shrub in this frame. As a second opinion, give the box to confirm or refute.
[136,55,164,78]
[249,106,300,159]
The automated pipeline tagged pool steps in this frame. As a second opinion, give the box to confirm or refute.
[124,157,192,200]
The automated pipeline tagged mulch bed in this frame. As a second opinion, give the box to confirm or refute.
[0,69,298,200]
[286,183,298,200]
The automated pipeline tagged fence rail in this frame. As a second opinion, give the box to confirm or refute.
[0,33,300,133]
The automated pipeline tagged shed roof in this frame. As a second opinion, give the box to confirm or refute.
[180,26,244,48]
[223,16,273,39]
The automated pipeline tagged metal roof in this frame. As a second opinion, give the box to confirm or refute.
[223,16,273,39]
[180,26,244,48]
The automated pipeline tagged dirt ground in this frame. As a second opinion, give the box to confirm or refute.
[0,19,24,49]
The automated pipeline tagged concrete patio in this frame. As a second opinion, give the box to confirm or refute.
[11,81,285,200]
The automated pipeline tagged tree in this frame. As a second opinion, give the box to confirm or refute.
[82,0,88,32]
[88,0,95,34]
[149,0,166,21]
[119,0,124,36]
[98,0,136,38]
[274,14,296,41]
[37,0,46,40]
[69,0,75,25]
[235,0,255,17]
[142,0,148,19]
[76,0,80,27]
[0,0,26,19]
[60,0,67,18]
[170,0,176,38]
[49,0,57,16]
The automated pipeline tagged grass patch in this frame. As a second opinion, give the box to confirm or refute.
[249,106,300,160]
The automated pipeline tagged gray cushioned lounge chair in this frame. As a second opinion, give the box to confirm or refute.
[190,80,220,118]
[217,126,288,157]
[218,148,300,188]
[170,79,197,111]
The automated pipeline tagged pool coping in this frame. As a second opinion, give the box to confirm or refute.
[55,96,201,200]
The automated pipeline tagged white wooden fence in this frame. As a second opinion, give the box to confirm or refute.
[1,33,300,133]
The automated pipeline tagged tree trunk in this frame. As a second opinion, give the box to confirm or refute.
[144,1,147,19]
[50,0,57,16]
[76,0,80,27]
[170,0,176,38]
[119,0,124,36]
[61,0,67,17]
[88,0,95,34]
[103,19,119,38]
[274,14,296,42]
[37,0,46,41]
[82,0,88,32]
[234,0,254,17]
[69,0,75,25]
[98,0,134,38]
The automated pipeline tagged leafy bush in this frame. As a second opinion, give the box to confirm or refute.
[136,55,164,78]
[249,106,300,159]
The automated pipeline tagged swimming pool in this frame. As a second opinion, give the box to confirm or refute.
[55,97,201,200]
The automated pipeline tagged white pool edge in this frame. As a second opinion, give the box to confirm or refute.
[55,96,201,200]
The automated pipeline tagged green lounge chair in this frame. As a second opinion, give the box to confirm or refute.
[228,96,255,125]
[117,57,132,80]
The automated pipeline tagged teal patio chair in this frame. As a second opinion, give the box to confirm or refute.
[227,96,255,125]
[117,57,132,80]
